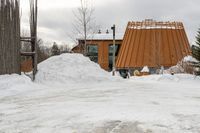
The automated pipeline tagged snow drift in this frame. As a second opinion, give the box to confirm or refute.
[0,65,200,132]
[164,55,198,74]
[0,74,35,97]
[36,54,113,84]
[130,73,200,83]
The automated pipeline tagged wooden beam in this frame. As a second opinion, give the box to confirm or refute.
[20,39,32,42]
[20,37,35,40]
[21,52,35,56]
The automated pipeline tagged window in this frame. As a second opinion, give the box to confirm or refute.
[87,45,98,63]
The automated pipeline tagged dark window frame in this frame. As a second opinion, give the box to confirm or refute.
[108,44,121,71]
[87,44,98,63]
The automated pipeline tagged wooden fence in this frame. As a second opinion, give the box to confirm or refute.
[0,0,20,75]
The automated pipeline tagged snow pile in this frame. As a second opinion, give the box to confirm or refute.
[164,64,184,74]
[0,72,200,132]
[183,55,198,62]
[141,66,149,72]
[164,55,198,74]
[36,53,113,84]
[130,74,199,82]
[0,74,31,89]
[0,74,33,97]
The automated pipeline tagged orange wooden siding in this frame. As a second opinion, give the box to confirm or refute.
[98,41,109,70]
[73,40,122,70]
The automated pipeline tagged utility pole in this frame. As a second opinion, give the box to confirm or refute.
[33,0,38,80]
[111,24,116,76]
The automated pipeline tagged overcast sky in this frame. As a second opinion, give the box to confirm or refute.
[21,0,200,46]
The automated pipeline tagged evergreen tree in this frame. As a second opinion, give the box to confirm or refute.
[192,28,200,75]
[51,42,60,56]
[37,39,50,63]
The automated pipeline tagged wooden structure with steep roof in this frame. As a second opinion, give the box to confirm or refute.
[116,19,191,71]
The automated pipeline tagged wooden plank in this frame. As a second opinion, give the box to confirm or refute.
[21,52,35,56]
[20,37,35,40]
[20,39,32,42]
[0,0,20,75]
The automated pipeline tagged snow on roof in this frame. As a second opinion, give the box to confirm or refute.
[128,26,182,29]
[77,33,124,41]
[141,66,149,73]
[127,20,184,30]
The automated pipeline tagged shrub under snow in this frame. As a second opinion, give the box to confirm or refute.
[164,56,198,74]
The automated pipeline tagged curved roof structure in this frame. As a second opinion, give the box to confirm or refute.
[116,19,191,69]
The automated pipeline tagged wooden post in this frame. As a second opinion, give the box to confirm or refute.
[111,24,116,76]
[20,0,38,81]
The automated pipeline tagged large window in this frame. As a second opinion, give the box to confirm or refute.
[87,45,98,63]
[108,44,120,71]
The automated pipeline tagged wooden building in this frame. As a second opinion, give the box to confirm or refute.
[116,19,192,72]
[0,0,21,75]
[72,32,123,70]
[73,20,191,74]
[21,59,33,72]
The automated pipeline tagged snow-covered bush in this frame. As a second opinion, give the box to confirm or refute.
[165,56,197,74]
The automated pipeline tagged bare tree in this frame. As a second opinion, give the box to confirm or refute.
[72,0,95,55]
[59,44,71,53]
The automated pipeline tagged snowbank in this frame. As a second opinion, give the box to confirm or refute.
[164,64,184,74]
[183,55,198,62]
[36,54,113,84]
[0,74,34,97]
[0,74,31,89]
[164,55,198,74]
[0,70,200,132]
[130,74,199,83]
[0,74,31,85]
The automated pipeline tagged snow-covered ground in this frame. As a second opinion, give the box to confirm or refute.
[0,54,200,133]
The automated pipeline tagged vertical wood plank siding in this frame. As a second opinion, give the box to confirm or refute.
[0,0,20,75]
[116,20,192,69]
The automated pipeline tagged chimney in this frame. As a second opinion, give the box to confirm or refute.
[106,29,109,34]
